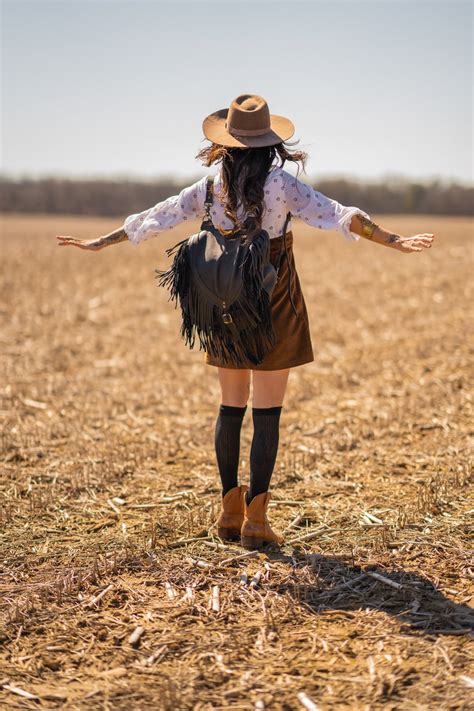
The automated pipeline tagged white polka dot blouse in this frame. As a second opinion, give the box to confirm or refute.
[123,166,371,246]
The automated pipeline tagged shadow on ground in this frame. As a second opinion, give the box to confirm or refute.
[262,550,474,636]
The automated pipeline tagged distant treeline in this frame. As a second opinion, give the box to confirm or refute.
[0,174,472,217]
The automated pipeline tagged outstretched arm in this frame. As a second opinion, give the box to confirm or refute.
[122,176,207,247]
[349,214,434,253]
[282,172,434,252]
[56,175,208,251]
[56,226,128,250]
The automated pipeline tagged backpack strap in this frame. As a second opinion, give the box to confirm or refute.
[275,211,298,317]
[202,176,214,226]
[275,211,291,276]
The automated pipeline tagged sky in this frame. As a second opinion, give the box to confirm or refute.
[1,0,472,184]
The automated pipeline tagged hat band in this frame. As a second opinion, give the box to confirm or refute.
[226,121,271,137]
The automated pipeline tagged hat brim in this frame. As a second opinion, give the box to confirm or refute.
[202,108,295,148]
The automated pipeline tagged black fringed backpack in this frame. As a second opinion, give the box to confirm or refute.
[155,176,294,367]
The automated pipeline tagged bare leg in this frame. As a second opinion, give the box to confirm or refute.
[251,368,290,407]
[217,367,251,407]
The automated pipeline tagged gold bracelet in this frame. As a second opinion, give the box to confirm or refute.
[359,215,377,240]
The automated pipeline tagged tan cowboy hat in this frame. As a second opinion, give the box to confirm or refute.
[202,93,295,148]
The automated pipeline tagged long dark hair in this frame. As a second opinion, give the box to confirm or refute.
[195,141,308,241]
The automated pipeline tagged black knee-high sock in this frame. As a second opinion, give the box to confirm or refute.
[247,406,282,505]
[214,404,247,497]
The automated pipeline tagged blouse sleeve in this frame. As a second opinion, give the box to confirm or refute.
[282,172,371,242]
[123,175,208,246]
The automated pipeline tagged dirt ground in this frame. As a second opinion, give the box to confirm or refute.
[1,212,473,710]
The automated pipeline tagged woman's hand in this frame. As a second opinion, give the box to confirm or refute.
[352,216,435,253]
[391,233,435,253]
[56,235,107,250]
[56,227,129,250]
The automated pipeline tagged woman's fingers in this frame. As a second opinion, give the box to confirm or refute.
[400,241,421,253]
[414,233,435,246]
[56,235,97,250]
[399,234,435,252]
[56,235,81,245]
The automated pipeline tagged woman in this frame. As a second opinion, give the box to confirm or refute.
[57,94,434,550]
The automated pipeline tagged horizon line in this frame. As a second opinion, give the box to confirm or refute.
[0,170,472,188]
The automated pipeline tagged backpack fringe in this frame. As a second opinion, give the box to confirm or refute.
[155,231,277,367]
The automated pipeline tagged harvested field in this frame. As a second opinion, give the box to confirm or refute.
[1,212,473,709]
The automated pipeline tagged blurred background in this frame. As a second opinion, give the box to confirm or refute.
[1,0,472,215]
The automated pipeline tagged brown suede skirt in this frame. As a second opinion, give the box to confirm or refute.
[204,230,314,370]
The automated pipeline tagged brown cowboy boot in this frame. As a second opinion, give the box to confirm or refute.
[216,485,248,541]
[240,491,284,550]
